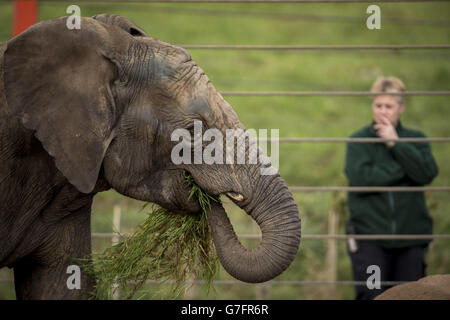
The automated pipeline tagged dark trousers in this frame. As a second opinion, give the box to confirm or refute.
[348,241,427,300]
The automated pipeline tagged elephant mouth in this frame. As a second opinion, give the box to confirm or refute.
[181,169,244,207]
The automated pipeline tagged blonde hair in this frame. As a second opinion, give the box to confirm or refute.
[370,76,406,105]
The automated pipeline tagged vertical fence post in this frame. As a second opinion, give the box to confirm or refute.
[13,0,38,37]
[183,279,196,299]
[112,205,121,300]
[257,282,270,299]
[326,201,339,299]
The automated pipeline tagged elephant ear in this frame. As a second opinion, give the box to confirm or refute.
[4,17,119,193]
[92,14,147,37]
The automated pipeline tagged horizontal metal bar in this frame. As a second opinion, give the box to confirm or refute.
[144,280,411,286]
[220,91,450,96]
[238,234,450,240]
[266,138,450,143]
[92,233,450,240]
[0,278,413,286]
[0,279,13,284]
[185,45,450,50]
[92,233,118,238]
[268,280,408,286]
[288,186,450,192]
[78,5,450,27]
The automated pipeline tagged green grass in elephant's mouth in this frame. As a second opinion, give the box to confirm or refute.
[81,174,220,300]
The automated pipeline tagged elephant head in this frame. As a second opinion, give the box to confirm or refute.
[3,14,301,284]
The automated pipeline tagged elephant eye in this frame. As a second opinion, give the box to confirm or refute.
[186,118,206,137]
[129,27,145,37]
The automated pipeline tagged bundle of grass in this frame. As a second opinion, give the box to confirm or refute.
[83,174,220,300]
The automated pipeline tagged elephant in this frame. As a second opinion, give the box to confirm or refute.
[0,14,301,299]
[375,275,450,300]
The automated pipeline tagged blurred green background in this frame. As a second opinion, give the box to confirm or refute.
[0,1,449,300]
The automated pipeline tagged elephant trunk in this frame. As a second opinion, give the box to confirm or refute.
[206,175,301,283]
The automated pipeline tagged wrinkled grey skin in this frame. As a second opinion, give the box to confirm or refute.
[375,275,450,300]
[0,14,301,299]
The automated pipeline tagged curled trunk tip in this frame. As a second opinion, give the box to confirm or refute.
[207,184,301,283]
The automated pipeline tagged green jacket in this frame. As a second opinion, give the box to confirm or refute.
[345,121,439,248]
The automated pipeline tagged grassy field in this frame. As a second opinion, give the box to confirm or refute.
[0,2,449,300]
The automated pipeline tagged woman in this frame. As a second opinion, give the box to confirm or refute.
[344,76,439,300]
